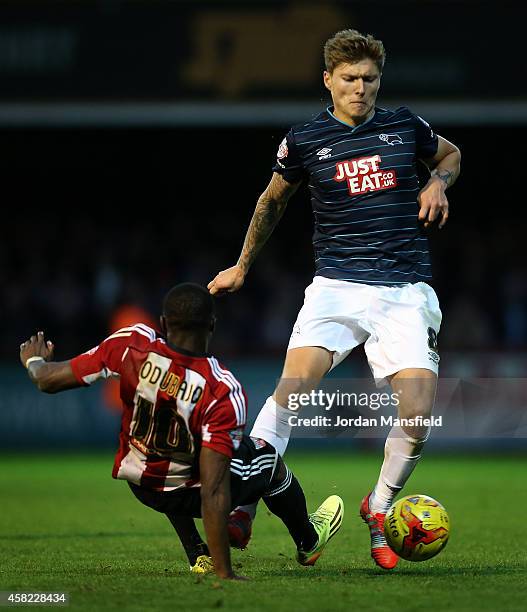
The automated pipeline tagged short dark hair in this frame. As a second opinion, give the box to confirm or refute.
[162,283,215,332]
[324,29,385,74]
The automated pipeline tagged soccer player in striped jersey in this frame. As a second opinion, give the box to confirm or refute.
[20,283,343,580]
[208,29,461,570]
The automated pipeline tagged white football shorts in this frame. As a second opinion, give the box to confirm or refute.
[287,276,442,380]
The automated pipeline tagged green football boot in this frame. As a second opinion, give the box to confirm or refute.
[190,555,214,575]
[297,495,344,566]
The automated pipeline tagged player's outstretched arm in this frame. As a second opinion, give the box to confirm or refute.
[20,331,79,393]
[208,172,300,295]
[418,135,461,229]
[200,447,248,580]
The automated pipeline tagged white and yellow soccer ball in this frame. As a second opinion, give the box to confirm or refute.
[384,494,450,561]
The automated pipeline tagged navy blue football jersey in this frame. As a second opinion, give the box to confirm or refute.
[273,106,439,285]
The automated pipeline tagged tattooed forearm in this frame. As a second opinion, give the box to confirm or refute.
[429,146,461,189]
[431,168,455,188]
[237,197,283,272]
[237,174,299,273]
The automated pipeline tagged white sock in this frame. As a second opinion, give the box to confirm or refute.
[369,425,430,515]
[235,397,293,520]
[250,395,293,457]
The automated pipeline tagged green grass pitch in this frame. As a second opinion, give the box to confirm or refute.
[2,451,526,611]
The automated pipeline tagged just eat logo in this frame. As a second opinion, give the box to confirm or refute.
[334,155,398,196]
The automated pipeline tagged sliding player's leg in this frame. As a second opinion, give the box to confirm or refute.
[229,438,343,566]
[165,514,212,573]
[262,455,344,566]
[128,482,213,573]
[262,455,316,552]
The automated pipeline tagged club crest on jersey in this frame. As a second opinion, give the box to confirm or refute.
[334,154,398,196]
[379,133,403,146]
[277,138,288,159]
[317,147,332,159]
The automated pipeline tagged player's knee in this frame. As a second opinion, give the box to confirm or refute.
[274,378,311,410]
[399,399,433,421]
[397,403,432,439]
[393,375,436,420]
[393,378,435,439]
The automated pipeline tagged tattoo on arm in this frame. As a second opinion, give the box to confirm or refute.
[237,174,300,273]
[427,138,460,189]
[432,168,455,188]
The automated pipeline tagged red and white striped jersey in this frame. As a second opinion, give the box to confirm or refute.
[70,324,247,491]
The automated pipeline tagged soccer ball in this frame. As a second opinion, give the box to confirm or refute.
[384,494,450,561]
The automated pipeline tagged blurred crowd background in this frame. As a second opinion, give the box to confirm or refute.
[2,125,526,362]
[1,1,526,448]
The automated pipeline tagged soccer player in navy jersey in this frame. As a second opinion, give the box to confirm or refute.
[208,29,461,570]
[20,283,343,580]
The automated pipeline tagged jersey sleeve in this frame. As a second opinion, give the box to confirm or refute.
[412,113,439,160]
[70,328,136,386]
[201,377,247,458]
[272,129,305,184]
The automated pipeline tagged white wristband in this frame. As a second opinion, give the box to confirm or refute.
[25,356,45,369]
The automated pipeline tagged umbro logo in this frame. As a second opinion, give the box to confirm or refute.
[317,147,332,159]
[379,133,403,146]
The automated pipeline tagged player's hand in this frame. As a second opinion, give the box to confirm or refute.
[207,265,245,296]
[417,176,449,229]
[20,331,55,368]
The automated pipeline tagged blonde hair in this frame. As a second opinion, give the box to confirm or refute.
[324,29,385,73]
